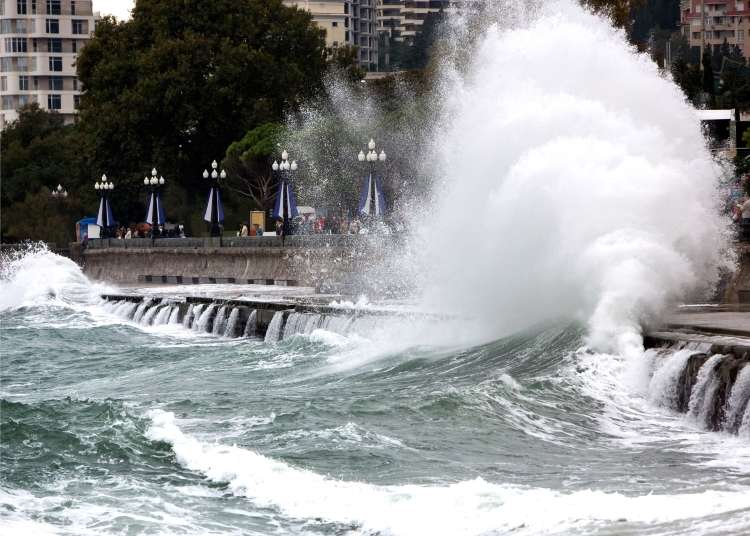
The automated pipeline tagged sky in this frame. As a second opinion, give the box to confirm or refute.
[93,0,134,21]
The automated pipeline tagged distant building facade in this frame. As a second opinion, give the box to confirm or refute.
[379,0,450,44]
[285,0,379,71]
[0,0,96,127]
[680,0,750,57]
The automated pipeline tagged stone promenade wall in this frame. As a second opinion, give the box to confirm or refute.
[80,235,403,292]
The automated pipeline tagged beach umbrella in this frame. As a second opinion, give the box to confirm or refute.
[96,196,115,227]
[203,186,225,225]
[145,191,166,225]
[358,173,386,217]
[272,178,299,221]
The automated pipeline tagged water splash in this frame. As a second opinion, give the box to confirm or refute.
[413,0,732,355]
[0,243,113,311]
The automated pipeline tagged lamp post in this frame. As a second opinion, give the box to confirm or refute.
[271,149,299,238]
[357,138,386,219]
[50,184,68,199]
[203,159,226,237]
[144,167,166,237]
[94,174,115,238]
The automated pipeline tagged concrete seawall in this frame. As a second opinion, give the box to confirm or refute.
[80,235,403,292]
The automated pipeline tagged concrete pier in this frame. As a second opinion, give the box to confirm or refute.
[644,308,749,433]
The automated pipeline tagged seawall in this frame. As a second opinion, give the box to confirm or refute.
[79,235,403,292]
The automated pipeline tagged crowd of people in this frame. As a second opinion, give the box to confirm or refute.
[113,224,186,239]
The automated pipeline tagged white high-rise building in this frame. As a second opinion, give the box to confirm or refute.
[285,0,379,71]
[0,0,96,128]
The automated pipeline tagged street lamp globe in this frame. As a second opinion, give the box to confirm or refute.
[379,150,386,162]
[272,160,279,171]
[281,149,288,161]
[358,151,365,162]
[108,182,114,189]
[211,169,218,179]
[57,184,63,192]
[101,174,107,182]
[220,170,226,179]
[368,138,375,150]
[212,160,218,170]
[290,160,297,171]
[95,182,100,190]
[203,170,209,179]
[159,176,165,185]
[151,168,157,177]
[144,177,149,185]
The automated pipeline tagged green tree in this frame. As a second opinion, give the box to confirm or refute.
[75,0,328,231]
[582,0,647,31]
[222,122,284,211]
[0,104,92,244]
[702,45,716,100]
[328,45,366,83]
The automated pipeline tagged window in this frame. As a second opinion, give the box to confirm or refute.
[19,75,29,90]
[72,77,78,90]
[33,76,39,88]
[2,96,15,110]
[0,76,6,91]
[46,19,59,34]
[46,0,60,15]
[17,0,27,15]
[31,0,36,14]
[4,37,28,52]
[70,0,76,15]
[47,94,61,110]
[48,56,62,71]
[47,37,61,52]
[32,38,38,52]
[71,40,77,53]
[49,76,62,90]
[18,94,30,106]
[72,20,85,34]
[332,21,338,27]
[73,94,80,108]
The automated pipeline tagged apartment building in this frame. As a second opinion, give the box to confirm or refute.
[0,0,96,127]
[681,0,750,57]
[285,0,379,71]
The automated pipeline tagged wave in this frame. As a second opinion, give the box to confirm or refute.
[0,243,113,312]
[146,409,750,535]
[415,0,733,357]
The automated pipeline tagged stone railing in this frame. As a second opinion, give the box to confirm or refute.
[84,234,403,250]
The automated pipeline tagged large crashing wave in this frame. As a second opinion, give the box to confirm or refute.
[416,0,732,356]
[0,243,112,311]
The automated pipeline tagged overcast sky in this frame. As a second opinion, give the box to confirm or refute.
[94,0,134,20]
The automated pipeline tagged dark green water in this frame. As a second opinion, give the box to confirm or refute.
[1,250,749,535]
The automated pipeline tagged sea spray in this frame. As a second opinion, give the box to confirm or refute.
[413,0,732,355]
[0,243,113,311]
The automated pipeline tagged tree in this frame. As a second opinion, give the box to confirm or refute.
[582,0,647,31]
[75,0,328,231]
[222,123,284,211]
[0,104,91,244]
[327,45,366,83]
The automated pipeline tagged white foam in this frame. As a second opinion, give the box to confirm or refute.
[415,0,732,357]
[0,245,115,312]
[145,410,750,535]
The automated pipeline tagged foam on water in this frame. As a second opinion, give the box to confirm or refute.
[146,410,750,536]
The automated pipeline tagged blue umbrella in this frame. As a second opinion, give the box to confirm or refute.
[272,180,299,221]
[145,191,166,225]
[96,196,115,228]
[203,186,224,224]
[358,173,386,217]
